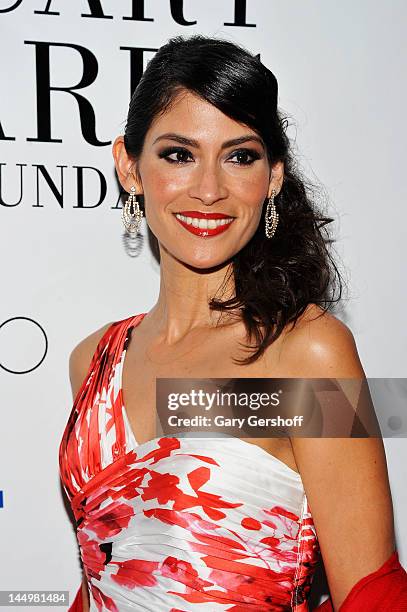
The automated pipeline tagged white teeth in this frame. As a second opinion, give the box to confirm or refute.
[175,213,234,229]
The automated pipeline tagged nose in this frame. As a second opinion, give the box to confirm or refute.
[188,161,228,206]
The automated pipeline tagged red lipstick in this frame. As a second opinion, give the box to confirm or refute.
[173,211,235,237]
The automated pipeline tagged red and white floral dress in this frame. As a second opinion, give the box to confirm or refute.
[59,313,321,611]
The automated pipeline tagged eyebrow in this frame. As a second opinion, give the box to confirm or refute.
[152,132,265,150]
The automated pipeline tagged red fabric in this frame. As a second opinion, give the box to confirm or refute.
[69,551,407,611]
[313,550,407,611]
[69,584,83,612]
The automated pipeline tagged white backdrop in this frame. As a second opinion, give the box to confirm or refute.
[1,0,406,607]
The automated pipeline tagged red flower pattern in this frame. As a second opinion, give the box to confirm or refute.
[59,314,320,610]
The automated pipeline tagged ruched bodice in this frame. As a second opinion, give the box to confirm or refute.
[59,314,320,611]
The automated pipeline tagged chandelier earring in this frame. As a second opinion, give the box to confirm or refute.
[265,188,279,239]
[122,185,144,236]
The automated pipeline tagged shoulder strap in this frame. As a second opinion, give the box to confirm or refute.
[72,317,131,407]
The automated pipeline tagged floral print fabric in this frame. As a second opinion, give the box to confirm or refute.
[59,314,320,611]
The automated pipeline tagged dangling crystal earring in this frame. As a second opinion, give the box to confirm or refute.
[265,188,279,239]
[122,186,143,236]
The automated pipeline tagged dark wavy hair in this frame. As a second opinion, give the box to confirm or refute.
[123,34,345,365]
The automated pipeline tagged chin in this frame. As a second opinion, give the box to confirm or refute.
[179,254,234,272]
[160,238,236,271]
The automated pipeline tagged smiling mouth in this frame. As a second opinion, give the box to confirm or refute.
[173,212,235,237]
[174,213,234,229]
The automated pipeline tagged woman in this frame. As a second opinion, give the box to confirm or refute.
[60,35,406,611]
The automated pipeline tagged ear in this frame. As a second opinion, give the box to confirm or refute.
[268,160,284,198]
[112,135,143,194]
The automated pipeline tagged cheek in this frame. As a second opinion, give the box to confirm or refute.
[235,173,269,211]
[140,166,181,232]
[143,165,184,207]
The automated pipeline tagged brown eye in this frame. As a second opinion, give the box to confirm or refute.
[229,148,261,165]
[158,147,193,164]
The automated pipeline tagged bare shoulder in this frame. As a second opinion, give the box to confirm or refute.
[68,321,114,400]
[281,303,365,378]
[282,304,395,608]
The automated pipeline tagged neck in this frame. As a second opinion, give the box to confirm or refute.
[145,247,239,345]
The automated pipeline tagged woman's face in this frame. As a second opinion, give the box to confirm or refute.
[114,89,283,269]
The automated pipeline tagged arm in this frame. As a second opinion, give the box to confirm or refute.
[68,321,113,612]
[283,308,396,610]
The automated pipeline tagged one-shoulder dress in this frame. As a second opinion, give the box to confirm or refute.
[59,313,321,611]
